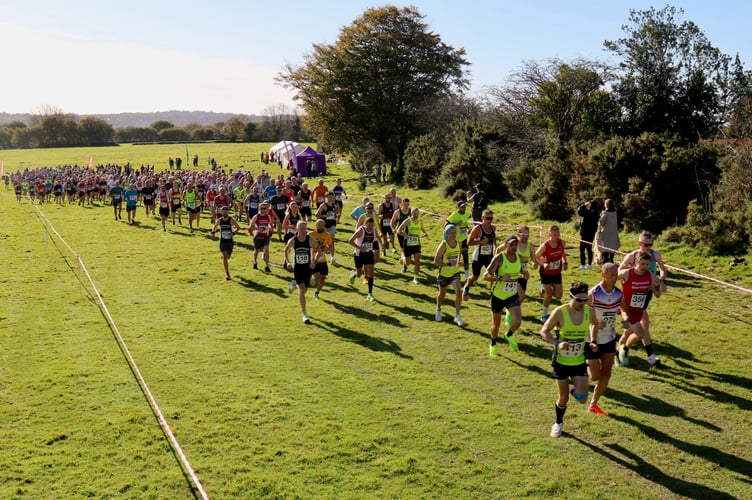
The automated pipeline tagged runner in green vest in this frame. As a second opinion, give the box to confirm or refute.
[433,224,465,326]
[540,281,599,437]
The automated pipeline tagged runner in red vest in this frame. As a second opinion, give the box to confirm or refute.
[535,225,568,321]
[248,200,278,273]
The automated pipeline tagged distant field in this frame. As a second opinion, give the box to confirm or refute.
[1,144,751,498]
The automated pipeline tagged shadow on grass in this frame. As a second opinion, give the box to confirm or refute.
[312,317,413,359]
[662,272,703,290]
[327,301,404,327]
[569,435,736,499]
[651,359,752,411]
[610,413,752,481]
[235,276,286,298]
[606,388,722,431]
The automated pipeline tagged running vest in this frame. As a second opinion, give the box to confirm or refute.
[159,193,169,208]
[299,190,311,208]
[541,240,565,275]
[472,224,496,261]
[255,213,273,237]
[293,235,312,267]
[355,227,377,256]
[589,283,623,344]
[555,306,590,366]
[622,268,652,309]
[219,217,234,240]
[287,212,301,235]
[185,190,198,209]
[492,252,522,300]
[405,219,421,246]
[448,210,472,242]
[323,203,337,228]
[379,203,394,229]
[439,240,461,278]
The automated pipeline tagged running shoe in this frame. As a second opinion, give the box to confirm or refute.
[412,277,419,285]
[403,265,408,273]
[541,313,550,322]
[504,333,519,351]
[489,344,500,358]
[462,287,469,302]
[647,354,661,366]
[302,312,310,324]
[253,262,258,270]
[313,293,319,300]
[289,280,297,293]
[435,309,442,322]
[225,274,231,281]
[330,256,336,265]
[264,266,271,274]
[349,270,357,285]
[576,265,586,270]
[550,422,563,437]
[588,404,607,416]
[366,293,375,302]
[617,345,630,366]
[454,314,465,327]
[391,247,397,254]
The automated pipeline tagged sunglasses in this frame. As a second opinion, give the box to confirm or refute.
[570,294,588,303]
[641,242,652,247]
[484,217,493,220]
[518,233,529,237]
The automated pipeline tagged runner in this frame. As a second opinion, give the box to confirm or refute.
[540,281,599,437]
[169,182,183,225]
[248,200,276,273]
[391,197,412,269]
[298,182,313,221]
[433,224,465,326]
[377,192,396,254]
[348,216,380,301]
[332,178,347,223]
[282,201,303,267]
[109,180,123,220]
[141,179,156,218]
[586,263,625,416]
[211,206,241,280]
[123,182,139,224]
[396,207,428,284]
[535,225,568,321]
[157,184,170,231]
[484,235,529,355]
[446,200,472,281]
[270,187,290,241]
[315,192,338,264]
[308,218,334,300]
[463,209,496,301]
[616,252,663,367]
[183,182,201,232]
[284,220,321,323]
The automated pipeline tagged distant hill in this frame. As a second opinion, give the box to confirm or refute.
[0,110,265,128]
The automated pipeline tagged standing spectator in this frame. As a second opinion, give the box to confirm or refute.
[466,183,488,223]
[576,199,600,269]
[375,163,383,183]
[596,199,620,263]
[193,155,199,167]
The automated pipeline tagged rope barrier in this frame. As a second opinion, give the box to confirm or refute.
[25,199,210,500]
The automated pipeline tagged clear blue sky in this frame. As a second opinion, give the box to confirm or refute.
[1,0,750,115]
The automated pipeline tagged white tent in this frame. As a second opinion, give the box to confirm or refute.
[269,141,305,167]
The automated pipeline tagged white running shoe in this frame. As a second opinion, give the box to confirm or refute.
[453,314,465,327]
[647,354,661,366]
[550,422,563,437]
[412,277,419,284]
[435,309,442,322]
[617,345,630,366]
[576,265,586,270]
[289,280,297,293]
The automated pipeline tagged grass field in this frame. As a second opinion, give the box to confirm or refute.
[1,144,751,498]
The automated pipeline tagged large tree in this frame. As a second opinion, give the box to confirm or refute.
[604,5,734,141]
[279,5,469,180]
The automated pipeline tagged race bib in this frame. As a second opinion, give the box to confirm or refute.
[302,200,310,207]
[326,212,335,220]
[249,202,258,209]
[501,281,518,293]
[480,244,493,255]
[382,218,391,227]
[259,225,269,233]
[220,229,232,239]
[630,292,647,308]
[446,256,458,267]
[295,252,310,265]
[459,227,468,237]
[187,202,196,209]
[549,259,561,270]
[362,241,373,252]
[277,203,286,211]
[559,340,583,358]
[407,234,419,245]
[172,198,180,206]
[160,201,168,208]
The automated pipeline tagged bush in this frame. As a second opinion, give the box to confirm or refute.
[404,134,443,189]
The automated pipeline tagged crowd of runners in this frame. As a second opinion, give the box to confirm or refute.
[8,162,669,437]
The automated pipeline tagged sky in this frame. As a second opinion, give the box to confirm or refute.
[1,0,751,116]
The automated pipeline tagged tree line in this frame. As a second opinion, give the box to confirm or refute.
[0,106,314,149]
[279,5,752,255]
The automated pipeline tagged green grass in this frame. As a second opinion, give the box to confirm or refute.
[1,144,751,498]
